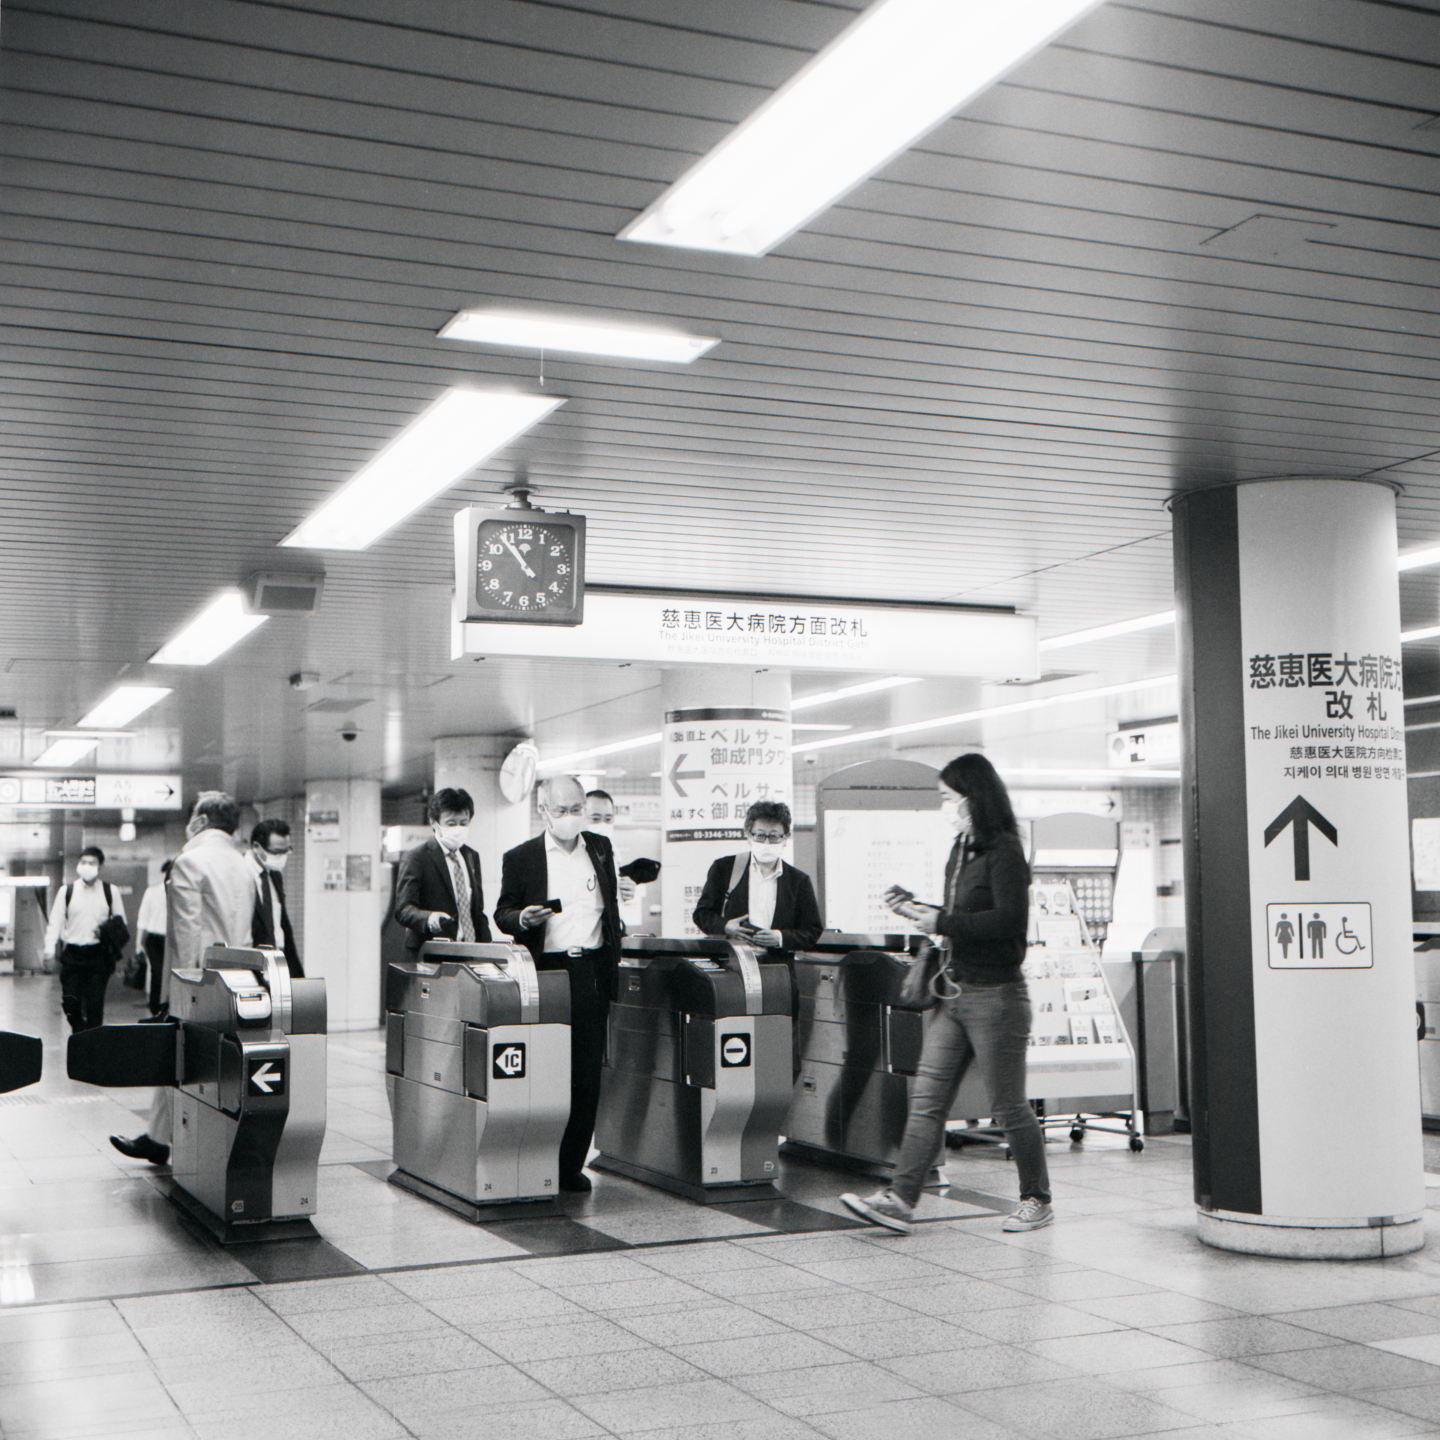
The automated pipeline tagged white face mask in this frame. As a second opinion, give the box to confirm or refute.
[940,795,969,835]
[76,862,100,882]
[258,850,290,873]
[433,822,470,851]
[546,811,584,843]
[749,840,786,866]
[587,817,615,835]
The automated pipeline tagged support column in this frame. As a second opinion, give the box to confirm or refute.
[661,669,792,936]
[303,778,381,1031]
[433,735,532,921]
[1173,478,1422,1258]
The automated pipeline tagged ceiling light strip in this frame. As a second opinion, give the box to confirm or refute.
[440,310,718,363]
[149,592,267,666]
[281,388,563,551]
[792,675,1179,754]
[75,685,172,729]
[32,738,101,768]
[1039,611,1176,651]
[538,731,665,772]
[792,676,920,710]
[619,0,1105,255]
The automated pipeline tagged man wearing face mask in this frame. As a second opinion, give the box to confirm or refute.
[112,790,255,1166]
[249,818,302,977]
[495,774,622,1192]
[44,846,129,1033]
[394,788,491,951]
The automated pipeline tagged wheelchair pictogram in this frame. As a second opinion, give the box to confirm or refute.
[1335,917,1365,956]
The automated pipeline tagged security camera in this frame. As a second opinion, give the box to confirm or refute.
[339,723,360,743]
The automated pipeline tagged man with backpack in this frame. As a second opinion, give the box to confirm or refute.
[43,845,130,1032]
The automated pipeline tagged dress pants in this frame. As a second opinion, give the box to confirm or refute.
[539,949,608,1178]
[59,944,111,1032]
[144,933,166,1014]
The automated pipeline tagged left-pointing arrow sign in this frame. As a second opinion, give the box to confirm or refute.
[250,1062,280,1094]
[668,752,705,798]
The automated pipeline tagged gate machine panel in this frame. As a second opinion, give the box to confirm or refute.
[594,937,792,1203]
[69,944,327,1242]
[386,939,571,1218]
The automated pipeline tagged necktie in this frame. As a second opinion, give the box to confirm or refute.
[449,852,475,942]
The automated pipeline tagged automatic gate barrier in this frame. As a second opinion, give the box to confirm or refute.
[386,940,570,1218]
[592,937,792,1203]
[784,936,929,1177]
[0,1031,42,1094]
[68,944,327,1242]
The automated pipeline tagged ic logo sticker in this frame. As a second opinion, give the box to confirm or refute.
[720,1033,750,1067]
[493,1042,526,1079]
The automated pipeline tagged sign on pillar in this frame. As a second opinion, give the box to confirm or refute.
[660,707,791,936]
[1174,478,1422,1258]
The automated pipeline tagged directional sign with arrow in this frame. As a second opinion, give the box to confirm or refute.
[667,752,705,798]
[1263,795,1337,882]
[248,1057,286,1097]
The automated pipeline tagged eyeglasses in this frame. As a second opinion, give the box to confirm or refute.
[748,831,787,843]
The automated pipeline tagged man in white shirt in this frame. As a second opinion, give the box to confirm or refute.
[44,846,128,1032]
[111,792,255,1166]
[495,775,622,1192]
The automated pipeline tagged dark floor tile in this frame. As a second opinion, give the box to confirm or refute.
[468,1215,631,1256]
[229,1238,368,1284]
[711,1198,864,1233]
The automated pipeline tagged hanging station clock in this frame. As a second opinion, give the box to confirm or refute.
[454,500,586,625]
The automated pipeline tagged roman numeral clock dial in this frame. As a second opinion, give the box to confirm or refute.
[455,506,586,625]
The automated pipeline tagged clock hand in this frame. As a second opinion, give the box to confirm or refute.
[501,537,537,578]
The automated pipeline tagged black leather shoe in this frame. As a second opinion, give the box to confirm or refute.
[559,1171,592,1193]
[110,1133,169,1165]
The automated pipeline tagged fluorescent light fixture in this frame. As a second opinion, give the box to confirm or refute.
[32,737,100,768]
[793,676,921,710]
[150,592,268,666]
[793,675,1179,754]
[280,388,563,551]
[1406,693,1440,707]
[998,766,1181,782]
[75,685,172,729]
[793,723,852,732]
[538,731,664,772]
[440,310,718,364]
[43,730,135,740]
[619,0,1104,256]
[1400,545,1440,572]
[1403,625,1440,643]
[1039,610,1176,651]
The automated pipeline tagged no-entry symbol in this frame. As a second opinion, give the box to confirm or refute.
[720,1033,750,1067]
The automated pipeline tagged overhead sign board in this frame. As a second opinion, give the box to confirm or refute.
[456,588,1037,679]
[0,774,182,809]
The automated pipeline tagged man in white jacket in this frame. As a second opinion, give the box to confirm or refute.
[110,792,254,1166]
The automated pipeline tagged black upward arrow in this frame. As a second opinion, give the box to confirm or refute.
[1263,795,1337,882]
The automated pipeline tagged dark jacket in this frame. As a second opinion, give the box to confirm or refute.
[692,855,824,951]
[251,867,303,976]
[936,830,1030,983]
[494,830,623,988]
[393,837,491,950]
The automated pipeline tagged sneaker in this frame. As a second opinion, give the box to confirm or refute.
[840,1188,915,1235]
[1002,1197,1054,1232]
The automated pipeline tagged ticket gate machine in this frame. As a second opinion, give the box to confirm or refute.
[68,944,327,1242]
[0,1031,42,1093]
[386,940,571,1219]
[785,937,928,1176]
[593,937,793,1203]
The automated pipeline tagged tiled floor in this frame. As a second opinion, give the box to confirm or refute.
[7,971,1440,1439]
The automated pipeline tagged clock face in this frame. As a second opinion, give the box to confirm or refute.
[475,519,577,615]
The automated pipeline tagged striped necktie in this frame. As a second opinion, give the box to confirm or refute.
[449,851,475,942]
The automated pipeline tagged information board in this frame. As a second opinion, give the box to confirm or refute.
[821,808,951,935]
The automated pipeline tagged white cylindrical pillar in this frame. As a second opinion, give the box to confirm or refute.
[303,778,381,1031]
[660,669,792,937]
[1173,478,1422,1257]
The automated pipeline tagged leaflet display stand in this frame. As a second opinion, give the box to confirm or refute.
[1024,880,1143,1150]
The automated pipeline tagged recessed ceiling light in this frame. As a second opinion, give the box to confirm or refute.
[537,732,665,771]
[150,592,268,666]
[792,723,851,732]
[793,677,920,710]
[793,675,1179,754]
[1400,545,1440,572]
[280,388,563,551]
[619,0,1104,256]
[32,737,101,768]
[75,686,172,729]
[1402,624,1440,643]
[1039,611,1176,650]
[440,310,718,364]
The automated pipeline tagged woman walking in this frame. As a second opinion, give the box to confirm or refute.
[841,752,1052,1235]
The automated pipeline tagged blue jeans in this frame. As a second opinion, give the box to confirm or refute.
[890,980,1050,1207]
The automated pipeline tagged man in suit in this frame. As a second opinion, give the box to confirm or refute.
[249,818,302,976]
[394,787,491,950]
[495,774,621,1192]
[111,790,256,1166]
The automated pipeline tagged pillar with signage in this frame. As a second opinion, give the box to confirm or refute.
[433,735,532,914]
[1173,478,1421,1257]
[660,670,791,937]
[303,778,381,1031]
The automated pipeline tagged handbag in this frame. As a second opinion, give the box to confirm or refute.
[121,951,148,991]
[896,938,941,1010]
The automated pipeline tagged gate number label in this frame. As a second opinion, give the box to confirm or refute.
[493,1042,526,1079]
[248,1058,285,1096]
[720,1033,750,1067]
